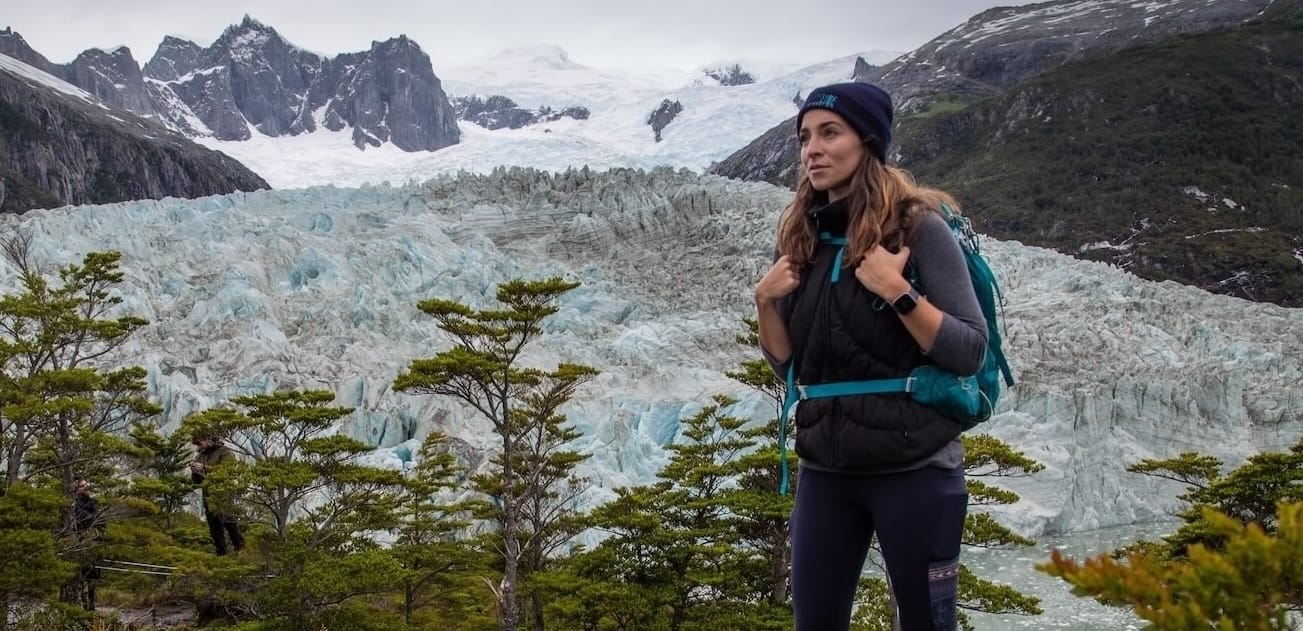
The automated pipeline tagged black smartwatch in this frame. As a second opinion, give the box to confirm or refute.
[890,287,922,315]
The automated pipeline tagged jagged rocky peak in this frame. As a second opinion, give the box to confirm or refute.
[853,56,874,81]
[217,14,288,53]
[703,63,756,86]
[29,17,459,153]
[142,36,206,81]
[66,46,154,115]
[323,34,460,151]
[451,94,590,130]
[0,27,58,74]
[647,99,683,142]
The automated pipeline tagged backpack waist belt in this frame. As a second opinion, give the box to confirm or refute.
[777,364,915,495]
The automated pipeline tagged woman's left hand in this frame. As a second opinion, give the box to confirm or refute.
[855,244,911,298]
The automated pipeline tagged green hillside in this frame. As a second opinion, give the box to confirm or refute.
[898,16,1303,306]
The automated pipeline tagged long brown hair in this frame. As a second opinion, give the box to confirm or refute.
[775,151,961,267]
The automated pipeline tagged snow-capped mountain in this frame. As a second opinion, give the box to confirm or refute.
[3,18,897,190]
[136,16,460,151]
[190,49,874,189]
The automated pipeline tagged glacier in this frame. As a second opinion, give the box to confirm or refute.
[3,167,1298,540]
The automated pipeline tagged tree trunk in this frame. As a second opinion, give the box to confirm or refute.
[770,526,790,607]
[499,429,520,631]
[403,581,414,626]
[5,425,27,486]
[531,591,546,631]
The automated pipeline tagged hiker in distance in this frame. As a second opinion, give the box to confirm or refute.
[190,432,246,556]
[754,82,988,630]
[72,478,105,611]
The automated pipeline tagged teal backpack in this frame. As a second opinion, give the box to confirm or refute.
[776,204,1014,494]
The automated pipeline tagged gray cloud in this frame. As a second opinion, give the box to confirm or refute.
[5,0,1027,70]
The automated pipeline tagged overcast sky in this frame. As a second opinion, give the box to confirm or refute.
[6,0,1034,71]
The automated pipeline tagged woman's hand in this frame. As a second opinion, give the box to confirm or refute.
[855,245,911,298]
[755,256,801,305]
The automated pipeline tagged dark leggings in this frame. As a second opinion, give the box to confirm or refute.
[791,465,967,631]
[205,511,245,556]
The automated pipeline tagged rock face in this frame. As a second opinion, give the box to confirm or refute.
[869,0,1274,113]
[0,57,268,213]
[0,28,59,75]
[66,47,155,115]
[647,99,683,142]
[452,94,590,130]
[316,35,461,151]
[14,17,461,152]
[137,18,459,151]
[712,0,1274,185]
[703,64,756,86]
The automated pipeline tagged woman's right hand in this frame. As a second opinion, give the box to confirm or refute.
[755,256,801,305]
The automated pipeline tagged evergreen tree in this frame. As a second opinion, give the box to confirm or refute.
[0,235,152,493]
[723,319,794,609]
[394,277,590,631]
[548,396,792,630]
[0,483,75,629]
[1042,501,1303,630]
[505,364,597,631]
[124,423,199,532]
[1122,438,1303,558]
[0,236,157,615]
[1040,438,1303,627]
[390,432,496,629]
[179,389,411,628]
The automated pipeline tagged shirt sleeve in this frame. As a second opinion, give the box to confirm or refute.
[759,248,794,379]
[910,211,988,375]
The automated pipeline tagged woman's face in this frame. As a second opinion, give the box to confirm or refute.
[799,109,865,201]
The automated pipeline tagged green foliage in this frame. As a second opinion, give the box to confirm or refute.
[911,97,972,119]
[181,389,408,546]
[126,423,204,529]
[1125,439,1303,559]
[172,389,413,627]
[961,434,1046,478]
[250,540,407,629]
[390,432,496,628]
[1044,438,1303,628]
[1128,453,1223,487]
[547,396,794,630]
[0,483,75,598]
[1041,501,1303,630]
[396,277,589,631]
[0,240,162,621]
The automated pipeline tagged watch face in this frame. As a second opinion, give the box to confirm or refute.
[893,291,918,315]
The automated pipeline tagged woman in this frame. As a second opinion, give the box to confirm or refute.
[754,82,988,630]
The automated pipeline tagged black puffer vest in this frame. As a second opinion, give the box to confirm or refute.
[787,200,961,471]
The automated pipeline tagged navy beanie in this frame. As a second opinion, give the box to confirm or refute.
[797,82,893,161]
